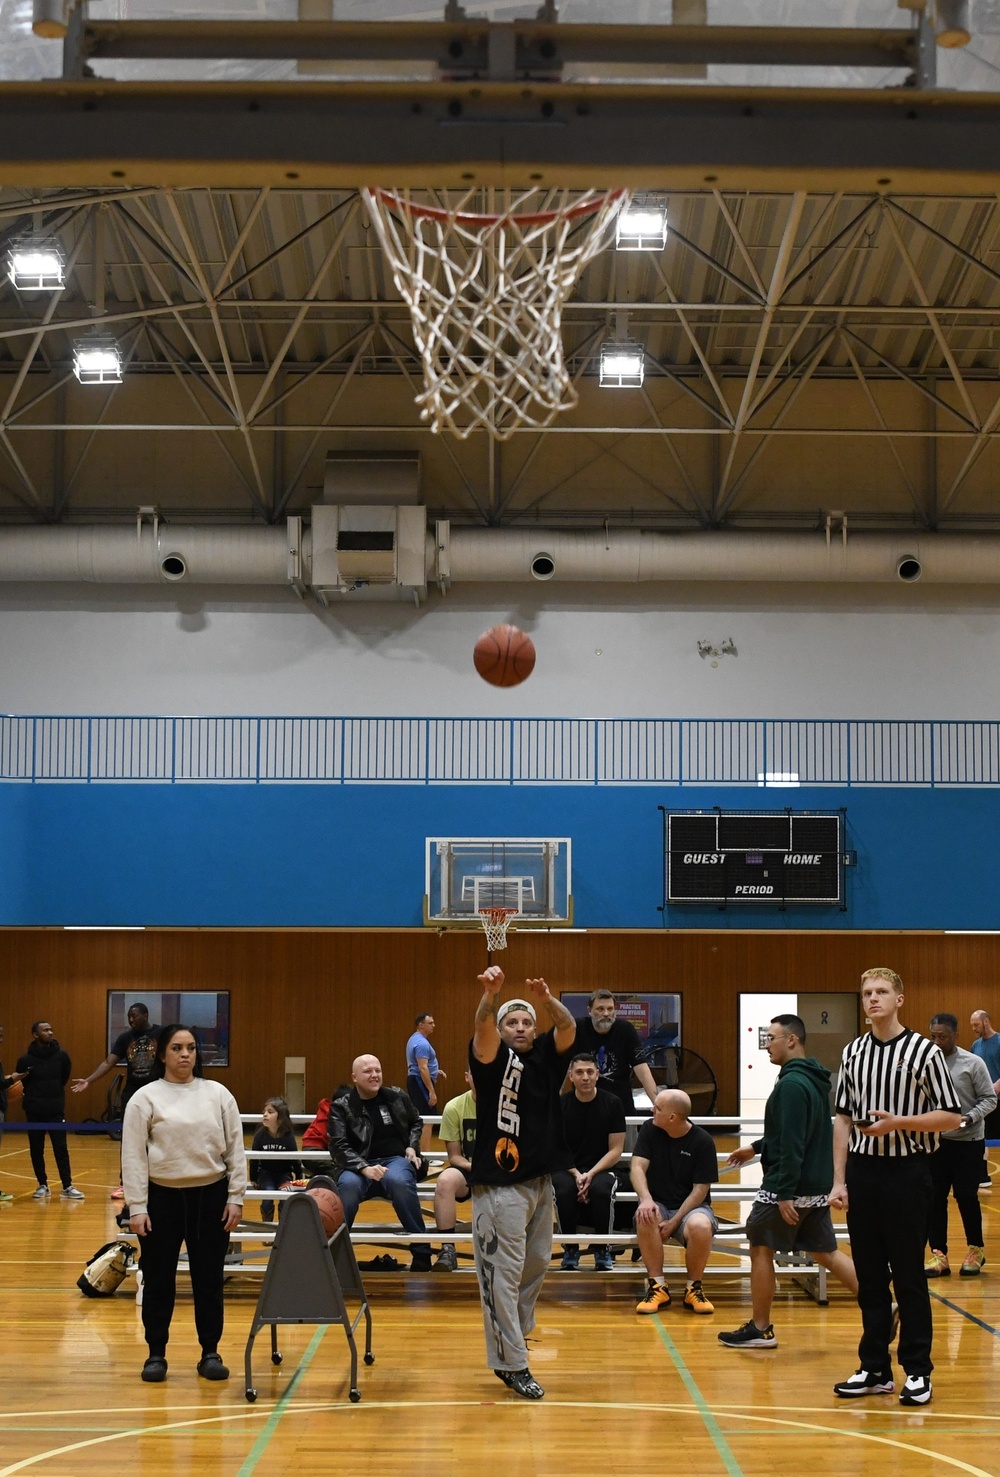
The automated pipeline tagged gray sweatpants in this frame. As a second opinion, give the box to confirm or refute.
[472,1176,553,1373]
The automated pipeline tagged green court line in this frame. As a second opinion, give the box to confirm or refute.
[650,1318,744,1477]
[235,1327,328,1477]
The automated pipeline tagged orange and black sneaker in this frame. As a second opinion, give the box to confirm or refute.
[683,1280,715,1314]
[635,1279,671,1314]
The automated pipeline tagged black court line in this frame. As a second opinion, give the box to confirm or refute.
[930,1289,1000,1339]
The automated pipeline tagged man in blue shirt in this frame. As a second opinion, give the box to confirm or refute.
[406,1012,447,1151]
[970,1010,1000,1190]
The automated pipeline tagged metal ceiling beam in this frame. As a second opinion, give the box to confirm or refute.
[7,84,1000,191]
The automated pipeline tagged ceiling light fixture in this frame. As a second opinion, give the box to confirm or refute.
[599,340,645,388]
[615,195,668,251]
[73,334,123,385]
[7,235,65,291]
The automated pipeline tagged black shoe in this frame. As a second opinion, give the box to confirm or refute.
[495,1368,544,1400]
[410,1252,433,1272]
[141,1357,167,1383]
[899,1374,932,1406]
[833,1368,894,1398]
[718,1320,777,1349]
[197,1354,229,1381]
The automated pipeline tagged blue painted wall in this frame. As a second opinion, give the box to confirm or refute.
[0,781,995,930]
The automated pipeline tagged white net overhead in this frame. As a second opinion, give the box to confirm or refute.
[362,187,628,441]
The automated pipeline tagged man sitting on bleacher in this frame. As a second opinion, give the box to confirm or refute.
[631,1088,718,1316]
[328,1054,433,1272]
[552,1053,626,1271]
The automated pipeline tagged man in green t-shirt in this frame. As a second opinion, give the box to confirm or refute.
[433,1069,476,1271]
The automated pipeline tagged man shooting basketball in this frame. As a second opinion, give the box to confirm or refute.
[469,966,575,1400]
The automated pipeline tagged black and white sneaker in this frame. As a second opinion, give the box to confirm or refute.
[718,1320,777,1349]
[834,1368,894,1398]
[899,1374,932,1406]
[495,1368,544,1400]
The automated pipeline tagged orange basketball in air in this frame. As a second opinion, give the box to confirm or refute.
[307,1186,344,1239]
[473,624,536,687]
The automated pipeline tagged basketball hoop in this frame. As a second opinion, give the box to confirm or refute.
[479,907,518,953]
[362,187,629,441]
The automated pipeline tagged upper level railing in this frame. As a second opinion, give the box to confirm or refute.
[1,715,999,786]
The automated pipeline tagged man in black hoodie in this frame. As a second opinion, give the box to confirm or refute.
[718,1013,857,1349]
[0,1023,29,1203]
[16,1021,84,1200]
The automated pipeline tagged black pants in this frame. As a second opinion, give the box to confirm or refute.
[928,1139,985,1251]
[552,1169,616,1245]
[139,1177,230,1359]
[846,1153,933,1378]
[26,1116,72,1189]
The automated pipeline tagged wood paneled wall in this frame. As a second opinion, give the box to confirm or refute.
[0,928,997,1118]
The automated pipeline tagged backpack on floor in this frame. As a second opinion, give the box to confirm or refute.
[77,1239,137,1297]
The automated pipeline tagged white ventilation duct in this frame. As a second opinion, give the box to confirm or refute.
[0,523,997,587]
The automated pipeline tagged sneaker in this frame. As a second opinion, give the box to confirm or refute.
[434,1244,458,1272]
[899,1374,932,1406]
[0,1191,14,1204]
[834,1368,894,1398]
[718,1319,777,1349]
[410,1252,433,1273]
[560,1248,580,1271]
[110,1185,125,1200]
[635,1279,671,1314]
[683,1280,715,1314]
[495,1368,544,1400]
[60,1186,85,1201]
[197,1354,229,1381]
[980,1180,992,1192]
[594,1248,614,1271]
[960,1245,986,1277]
[924,1249,950,1277]
[31,1185,50,1200]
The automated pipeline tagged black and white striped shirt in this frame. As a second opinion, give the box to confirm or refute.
[835,1028,960,1157]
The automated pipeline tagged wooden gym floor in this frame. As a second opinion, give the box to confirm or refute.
[2,1133,999,1477]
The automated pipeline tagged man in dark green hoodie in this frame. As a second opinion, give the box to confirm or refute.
[718,1013,858,1349]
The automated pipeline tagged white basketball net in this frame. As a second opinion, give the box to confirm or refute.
[362,187,629,441]
[480,907,517,952]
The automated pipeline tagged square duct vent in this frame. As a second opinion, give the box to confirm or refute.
[336,529,395,582]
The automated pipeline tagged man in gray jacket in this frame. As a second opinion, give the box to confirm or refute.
[925,1013,996,1278]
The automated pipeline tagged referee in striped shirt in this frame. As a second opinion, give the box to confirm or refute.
[830,968,961,1408]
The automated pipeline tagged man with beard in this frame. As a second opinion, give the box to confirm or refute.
[572,991,658,1119]
[469,966,575,1401]
[17,1020,84,1199]
[71,1001,160,1198]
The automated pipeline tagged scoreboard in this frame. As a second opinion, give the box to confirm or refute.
[666,811,843,906]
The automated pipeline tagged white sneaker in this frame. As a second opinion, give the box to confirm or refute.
[900,1374,932,1406]
[32,1185,51,1200]
[59,1185,85,1200]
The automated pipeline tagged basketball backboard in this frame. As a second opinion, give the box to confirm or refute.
[425,835,572,927]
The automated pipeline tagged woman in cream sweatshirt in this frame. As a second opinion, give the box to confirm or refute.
[122,1024,247,1385]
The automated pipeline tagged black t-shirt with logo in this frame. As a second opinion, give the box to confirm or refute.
[364,1096,407,1160]
[112,1024,160,1099]
[633,1120,717,1208]
[561,1088,627,1172]
[469,1030,572,1186]
[572,1017,645,1114]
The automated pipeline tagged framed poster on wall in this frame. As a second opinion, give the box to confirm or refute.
[107,991,230,1067]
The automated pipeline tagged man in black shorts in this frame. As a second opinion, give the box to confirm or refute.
[718,1014,859,1349]
[631,1088,718,1315]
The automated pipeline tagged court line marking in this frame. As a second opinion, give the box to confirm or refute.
[0,1398,995,1476]
[235,1327,327,1477]
[931,1289,1000,1338]
[648,1316,744,1476]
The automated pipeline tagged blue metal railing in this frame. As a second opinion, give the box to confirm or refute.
[1,715,999,786]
